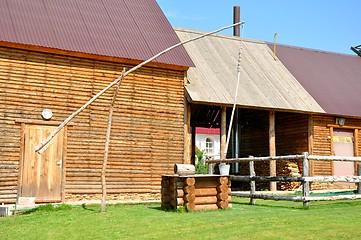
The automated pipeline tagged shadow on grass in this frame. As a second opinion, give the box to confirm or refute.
[231,199,308,210]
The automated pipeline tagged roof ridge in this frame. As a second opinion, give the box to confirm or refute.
[173,26,265,45]
[267,41,357,57]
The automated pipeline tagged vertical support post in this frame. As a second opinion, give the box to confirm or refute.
[183,99,191,164]
[269,111,277,191]
[61,126,68,203]
[308,115,314,176]
[221,106,227,160]
[191,125,196,165]
[354,129,361,194]
[358,164,361,194]
[302,152,310,208]
[249,159,256,205]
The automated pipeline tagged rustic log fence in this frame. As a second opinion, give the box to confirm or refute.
[206,152,361,208]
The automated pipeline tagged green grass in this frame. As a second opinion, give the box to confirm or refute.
[1,198,361,240]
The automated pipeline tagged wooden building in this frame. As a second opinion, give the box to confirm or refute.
[176,28,361,190]
[0,0,194,204]
[273,44,361,188]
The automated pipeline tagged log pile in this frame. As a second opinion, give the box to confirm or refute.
[277,160,302,190]
[161,175,231,211]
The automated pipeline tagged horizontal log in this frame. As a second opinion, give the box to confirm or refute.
[217,192,229,201]
[206,155,304,164]
[183,186,195,194]
[186,202,196,211]
[194,188,218,196]
[217,184,229,193]
[174,164,195,176]
[192,204,219,211]
[304,195,361,201]
[194,180,218,188]
[194,196,218,205]
[232,175,361,183]
[308,155,361,162]
[184,193,196,202]
[185,177,196,186]
[232,192,305,202]
[217,177,229,185]
[231,176,303,182]
[304,176,361,183]
[217,201,229,209]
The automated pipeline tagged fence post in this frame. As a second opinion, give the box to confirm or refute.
[302,152,310,208]
[357,162,361,194]
[249,160,256,205]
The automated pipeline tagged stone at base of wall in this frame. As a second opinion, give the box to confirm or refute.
[65,193,161,204]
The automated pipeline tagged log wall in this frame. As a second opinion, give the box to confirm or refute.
[0,46,185,203]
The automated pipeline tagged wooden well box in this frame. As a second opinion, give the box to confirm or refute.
[161,175,231,211]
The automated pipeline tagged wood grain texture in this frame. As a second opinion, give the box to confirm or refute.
[0,46,185,203]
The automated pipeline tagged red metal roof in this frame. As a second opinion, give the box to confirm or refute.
[196,127,220,135]
[268,43,361,117]
[0,0,193,68]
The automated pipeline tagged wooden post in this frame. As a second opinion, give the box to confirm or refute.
[302,152,310,208]
[249,160,256,205]
[354,129,361,194]
[61,126,67,203]
[308,115,314,176]
[269,111,277,191]
[184,100,191,164]
[191,125,196,164]
[221,106,227,160]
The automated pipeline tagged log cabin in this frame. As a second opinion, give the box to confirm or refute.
[0,0,194,204]
[272,43,361,189]
[176,27,361,190]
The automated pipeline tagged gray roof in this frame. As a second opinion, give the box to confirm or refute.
[0,0,193,68]
[267,43,361,117]
[175,28,324,113]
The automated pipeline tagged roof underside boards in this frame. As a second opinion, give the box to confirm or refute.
[270,44,361,117]
[0,0,193,68]
[175,28,325,113]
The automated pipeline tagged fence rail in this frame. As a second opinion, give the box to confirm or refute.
[206,152,361,208]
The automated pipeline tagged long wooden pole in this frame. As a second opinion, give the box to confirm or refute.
[101,69,125,213]
[35,21,245,154]
[225,49,242,156]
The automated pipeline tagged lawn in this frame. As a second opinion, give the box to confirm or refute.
[1,197,361,240]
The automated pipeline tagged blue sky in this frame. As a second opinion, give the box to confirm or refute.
[156,0,360,55]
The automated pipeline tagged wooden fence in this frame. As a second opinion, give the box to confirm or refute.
[206,152,361,208]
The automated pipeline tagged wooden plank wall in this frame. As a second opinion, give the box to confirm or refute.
[312,116,361,174]
[275,112,308,155]
[312,116,333,176]
[0,46,185,203]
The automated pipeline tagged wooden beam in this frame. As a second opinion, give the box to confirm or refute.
[330,126,334,175]
[61,126,67,203]
[183,99,191,164]
[220,106,227,159]
[191,125,196,165]
[308,115,314,176]
[269,111,276,191]
[17,123,25,202]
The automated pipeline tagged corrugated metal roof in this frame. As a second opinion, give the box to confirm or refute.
[269,43,361,117]
[175,28,324,113]
[0,0,193,68]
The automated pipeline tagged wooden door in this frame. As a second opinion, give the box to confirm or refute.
[333,129,355,188]
[20,125,64,202]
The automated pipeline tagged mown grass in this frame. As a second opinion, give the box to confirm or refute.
[1,197,361,240]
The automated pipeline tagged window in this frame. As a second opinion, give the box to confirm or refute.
[205,137,214,156]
